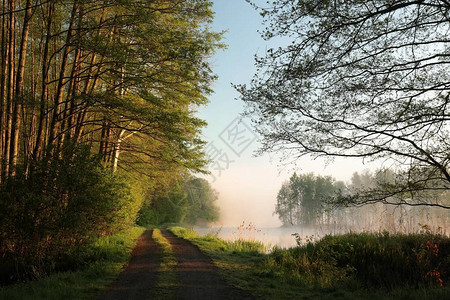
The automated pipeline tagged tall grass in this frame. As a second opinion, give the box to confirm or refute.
[0,226,145,300]
[170,226,267,254]
[169,226,450,299]
[267,232,450,289]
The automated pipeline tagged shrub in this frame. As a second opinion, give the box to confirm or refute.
[267,232,450,289]
[0,145,135,283]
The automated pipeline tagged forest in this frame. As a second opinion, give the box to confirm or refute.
[275,171,450,234]
[0,0,221,284]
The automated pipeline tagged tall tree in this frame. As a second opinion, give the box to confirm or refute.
[275,172,339,226]
[184,177,219,224]
[239,0,450,209]
[0,0,222,182]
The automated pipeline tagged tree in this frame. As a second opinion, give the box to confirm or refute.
[0,144,136,282]
[238,0,450,209]
[275,180,295,225]
[343,169,450,232]
[0,0,222,182]
[0,0,223,281]
[184,177,219,224]
[275,172,339,226]
[137,175,219,226]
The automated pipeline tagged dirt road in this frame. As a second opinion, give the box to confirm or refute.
[160,229,254,300]
[99,228,254,300]
[98,229,161,300]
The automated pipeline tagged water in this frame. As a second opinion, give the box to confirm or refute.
[192,218,450,249]
[192,225,328,248]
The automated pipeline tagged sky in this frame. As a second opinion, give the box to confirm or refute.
[198,0,372,227]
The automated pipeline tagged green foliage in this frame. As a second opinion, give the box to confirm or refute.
[138,176,219,226]
[87,0,224,175]
[267,232,450,289]
[184,177,220,224]
[0,226,145,300]
[138,179,188,225]
[0,145,137,282]
[275,172,341,226]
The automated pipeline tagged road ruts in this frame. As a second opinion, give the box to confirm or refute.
[160,229,255,300]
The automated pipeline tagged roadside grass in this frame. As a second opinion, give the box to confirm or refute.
[169,226,278,297]
[149,229,177,300]
[169,226,450,299]
[0,226,145,300]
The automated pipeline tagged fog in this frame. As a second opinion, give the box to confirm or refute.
[202,150,450,249]
[199,163,450,248]
[193,225,301,248]
[194,203,450,249]
[209,156,374,228]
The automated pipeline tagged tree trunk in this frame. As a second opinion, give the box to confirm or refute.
[9,0,33,177]
[112,129,124,173]
[48,0,78,149]
[33,0,54,161]
[0,0,8,182]
[3,0,16,179]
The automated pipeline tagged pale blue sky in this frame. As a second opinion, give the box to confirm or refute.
[198,0,265,137]
[200,0,371,227]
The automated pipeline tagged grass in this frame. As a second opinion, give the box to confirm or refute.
[268,232,450,289]
[169,226,450,299]
[149,228,177,299]
[169,226,275,297]
[0,226,146,300]
[3,225,447,299]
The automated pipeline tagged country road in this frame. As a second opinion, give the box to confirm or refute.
[98,229,161,300]
[98,229,254,300]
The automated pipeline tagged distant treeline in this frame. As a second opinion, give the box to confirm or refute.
[138,176,219,226]
[275,171,450,234]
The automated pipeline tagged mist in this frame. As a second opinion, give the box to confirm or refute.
[194,204,450,249]
[208,154,376,227]
[199,161,450,249]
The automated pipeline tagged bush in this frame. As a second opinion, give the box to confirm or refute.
[0,145,136,283]
[267,232,450,289]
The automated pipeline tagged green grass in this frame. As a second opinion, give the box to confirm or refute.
[169,226,450,299]
[169,226,275,297]
[0,226,146,300]
[268,232,450,289]
[149,229,177,299]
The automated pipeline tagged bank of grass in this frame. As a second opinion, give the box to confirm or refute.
[169,226,450,299]
[0,226,145,300]
[149,228,177,299]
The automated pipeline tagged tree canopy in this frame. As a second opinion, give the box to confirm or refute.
[0,0,223,281]
[137,175,219,226]
[0,0,222,181]
[275,172,340,226]
[239,0,450,209]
